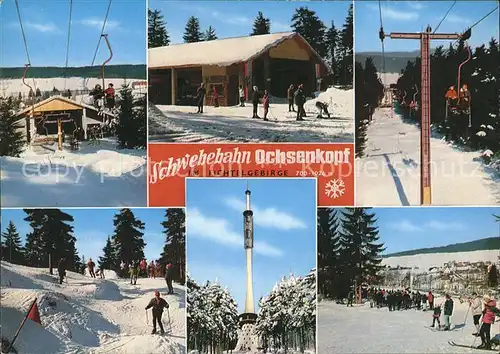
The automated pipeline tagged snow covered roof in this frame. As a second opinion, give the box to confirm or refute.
[149,32,330,70]
[16,95,114,117]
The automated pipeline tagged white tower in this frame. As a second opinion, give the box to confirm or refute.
[236,184,258,352]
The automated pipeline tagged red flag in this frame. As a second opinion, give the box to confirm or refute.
[27,300,41,325]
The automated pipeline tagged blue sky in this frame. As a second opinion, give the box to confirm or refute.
[0,208,168,262]
[1,0,146,67]
[355,1,499,52]
[150,0,352,44]
[361,207,500,254]
[186,178,316,313]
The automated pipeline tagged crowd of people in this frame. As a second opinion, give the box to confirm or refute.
[192,82,331,121]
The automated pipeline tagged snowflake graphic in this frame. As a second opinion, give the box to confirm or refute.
[325,179,345,199]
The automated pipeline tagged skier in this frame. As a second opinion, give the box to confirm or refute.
[294,84,306,121]
[431,303,442,329]
[165,263,174,294]
[149,261,155,278]
[98,265,105,279]
[470,292,482,336]
[145,290,169,335]
[427,291,434,310]
[104,83,115,109]
[89,84,104,109]
[251,86,260,119]
[130,261,138,285]
[211,86,219,108]
[57,257,66,285]
[478,295,496,350]
[239,85,245,107]
[287,84,295,112]
[261,90,270,121]
[443,294,454,331]
[347,289,354,307]
[315,101,330,119]
[87,258,96,278]
[140,259,147,277]
[196,83,206,113]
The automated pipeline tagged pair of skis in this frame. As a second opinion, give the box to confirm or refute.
[448,341,497,351]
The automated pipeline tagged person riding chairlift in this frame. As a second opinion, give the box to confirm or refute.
[445,86,458,108]
[89,84,104,109]
[104,83,115,109]
[459,84,471,111]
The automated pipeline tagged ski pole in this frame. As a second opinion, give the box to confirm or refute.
[461,304,471,332]
[167,308,172,332]
[146,310,149,324]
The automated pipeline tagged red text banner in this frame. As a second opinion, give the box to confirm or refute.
[148,143,354,207]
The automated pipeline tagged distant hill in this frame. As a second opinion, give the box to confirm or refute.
[0,64,146,79]
[356,51,420,73]
[383,237,500,258]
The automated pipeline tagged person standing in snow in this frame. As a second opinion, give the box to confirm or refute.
[427,291,434,310]
[347,289,354,307]
[478,295,496,350]
[470,292,482,336]
[239,85,245,107]
[130,261,139,285]
[431,304,442,329]
[287,84,295,112]
[196,83,206,113]
[262,90,270,121]
[140,259,147,277]
[443,294,454,331]
[145,290,169,335]
[251,86,260,119]
[165,263,174,294]
[87,258,96,278]
[294,84,306,121]
[211,86,219,108]
[57,257,66,285]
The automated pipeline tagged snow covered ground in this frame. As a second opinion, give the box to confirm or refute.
[1,78,146,97]
[149,87,353,143]
[383,250,500,270]
[356,108,499,205]
[0,138,146,207]
[318,298,499,353]
[0,261,186,354]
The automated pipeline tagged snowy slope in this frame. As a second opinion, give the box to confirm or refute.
[0,261,186,354]
[0,138,146,207]
[318,300,499,353]
[1,78,146,96]
[356,108,499,205]
[383,250,499,270]
[149,87,353,143]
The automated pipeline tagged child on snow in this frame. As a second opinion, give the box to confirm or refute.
[431,304,442,329]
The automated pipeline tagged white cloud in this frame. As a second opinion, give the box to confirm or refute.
[382,8,419,21]
[25,22,60,33]
[424,220,465,231]
[187,208,283,257]
[224,197,307,230]
[388,220,422,232]
[78,18,121,31]
[273,22,292,32]
[443,14,471,24]
[406,2,427,10]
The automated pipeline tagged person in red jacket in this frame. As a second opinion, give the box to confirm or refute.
[427,291,434,310]
[87,258,96,278]
[478,295,497,350]
[104,83,115,109]
[212,87,219,108]
[140,259,147,277]
[262,90,270,121]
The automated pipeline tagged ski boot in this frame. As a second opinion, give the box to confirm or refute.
[151,329,156,335]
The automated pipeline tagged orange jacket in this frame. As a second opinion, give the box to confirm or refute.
[445,89,457,99]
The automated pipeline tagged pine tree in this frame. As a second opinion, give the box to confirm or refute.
[148,9,170,48]
[0,97,25,157]
[98,237,116,270]
[338,4,353,86]
[325,21,338,83]
[160,208,186,284]
[52,87,59,94]
[35,88,41,97]
[28,89,34,98]
[317,208,341,298]
[251,11,271,36]
[116,85,135,148]
[132,91,147,148]
[291,7,327,58]
[338,208,385,294]
[183,16,203,43]
[203,26,217,41]
[80,255,87,275]
[1,221,24,265]
[111,209,146,271]
[23,209,80,273]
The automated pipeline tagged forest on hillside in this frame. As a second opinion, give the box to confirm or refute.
[0,65,147,79]
[356,51,419,73]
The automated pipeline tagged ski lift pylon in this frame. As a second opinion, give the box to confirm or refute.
[100,34,113,92]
